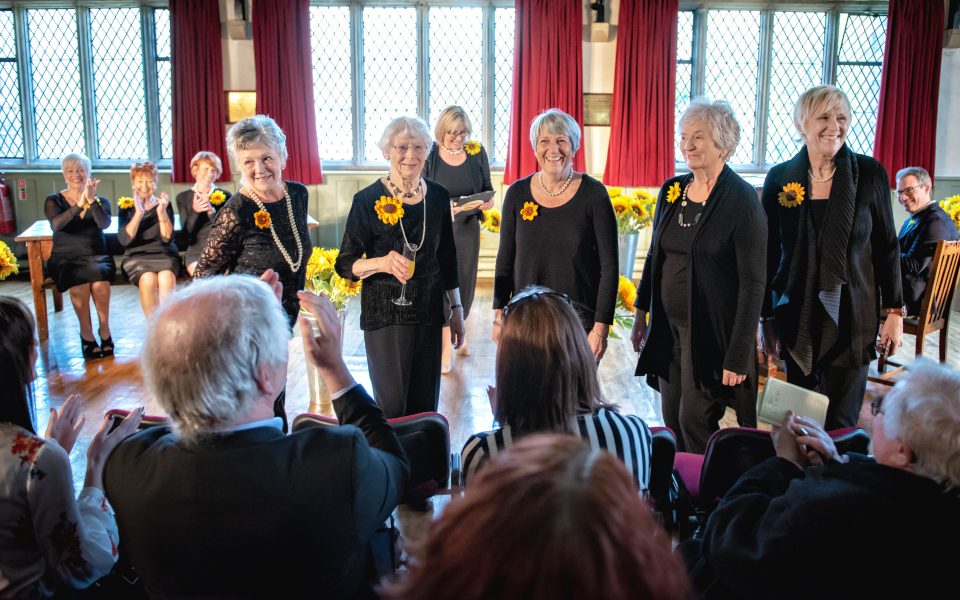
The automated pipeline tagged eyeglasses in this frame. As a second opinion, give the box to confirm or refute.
[870,395,885,417]
[896,184,924,198]
[392,145,427,157]
[447,130,469,139]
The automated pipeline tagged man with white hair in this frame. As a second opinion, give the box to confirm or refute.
[895,166,958,315]
[103,273,409,598]
[690,359,960,597]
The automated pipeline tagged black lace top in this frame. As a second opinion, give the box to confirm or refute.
[44,193,111,257]
[194,182,312,323]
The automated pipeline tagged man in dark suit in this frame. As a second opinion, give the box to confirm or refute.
[103,272,409,599]
[896,166,959,315]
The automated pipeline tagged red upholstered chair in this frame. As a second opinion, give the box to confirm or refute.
[104,408,169,432]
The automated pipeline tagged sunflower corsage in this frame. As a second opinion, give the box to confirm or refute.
[209,190,227,206]
[254,209,271,229]
[0,240,19,280]
[520,201,539,221]
[481,208,501,233]
[464,141,481,156]
[778,182,805,208]
[117,196,134,210]
[375,196,404,225]
[666,182,681,204]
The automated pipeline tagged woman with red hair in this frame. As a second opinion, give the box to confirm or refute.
[117,161,181,317]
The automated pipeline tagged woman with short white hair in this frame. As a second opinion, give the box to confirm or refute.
[196,115,312,325]
[336,116,463,417]
[493,108,619,361]
[44,153,115,359]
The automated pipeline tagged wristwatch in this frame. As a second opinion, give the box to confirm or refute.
[884,306,906,317]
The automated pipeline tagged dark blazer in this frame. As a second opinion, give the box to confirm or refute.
[103,385,409,600]
[701,455,960,598]
[422,142,493,224]
[635,165,767,385]
[175,186,231,254]
[898,203,959,315]
[762,145,902,368]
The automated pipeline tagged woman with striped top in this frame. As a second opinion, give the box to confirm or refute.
[461,286,652,490]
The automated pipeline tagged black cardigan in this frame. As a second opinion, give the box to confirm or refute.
[635,165,767,383]
[422,142,493,224]
[897,203,959,315]
[762,145,902,368]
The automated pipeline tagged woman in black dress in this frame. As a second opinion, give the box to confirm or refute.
[631,99,767,454]
[423,106,494,372]
[118,161,180,318]
[195,115,311,325]
[44,153,115,359]
[176,151,230,276]
[493,108,618,361]
[335,116,463,418]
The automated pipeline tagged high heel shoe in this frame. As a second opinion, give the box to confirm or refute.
[99,334,114,357]
[81,336,103,360]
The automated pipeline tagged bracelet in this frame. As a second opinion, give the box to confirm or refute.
[760,316,775,322]
[884,306,906,317]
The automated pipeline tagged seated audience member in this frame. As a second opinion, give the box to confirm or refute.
[103,274,409,599]
[175,151,230,276]
[462,286,652,490]
[383,434,691,600]
[693,359,960,598]
[895,166,959,315]
[0,296,142,598]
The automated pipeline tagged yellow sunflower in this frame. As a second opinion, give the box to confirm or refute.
[481,208,502,233]
[618,275,637,313]
[117,196,134,210]
[520,201,539,221]
[464,141,481,156]
[306,247,338,279]
[611,196,630,216]
[0,240,18,280]
[375,196,404,225]
[941,195,960,229]
[606,186,623,199]
[632,201,649,221]
[333,272,362,295]
[209,190,227,206]
[778,182,805,208]
[254,209,272,229]
[666,182,681,203]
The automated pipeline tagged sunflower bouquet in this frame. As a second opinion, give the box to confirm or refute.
[607,186,656,235]
[940,195,960,230]
[305,247,361,312]
[0,240,18,280]
[608,275,638,338]
[481,208,501,233]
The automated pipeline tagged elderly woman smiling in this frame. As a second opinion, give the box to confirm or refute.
[335,116,462,418]
[195,115,312,325]
[631,99,767,454]
[493,108,618,360]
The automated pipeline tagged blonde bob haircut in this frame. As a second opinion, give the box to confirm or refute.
[190,151,224,179]
[434,106,472,145]
[61,152,92,177]
[792,85,853,138]
[529,109,582,154]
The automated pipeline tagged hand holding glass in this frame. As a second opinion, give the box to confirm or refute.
[393,245,417,306]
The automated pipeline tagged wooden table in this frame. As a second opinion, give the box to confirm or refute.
[16,215,319,340]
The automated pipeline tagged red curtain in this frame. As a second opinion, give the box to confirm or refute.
[873,0,944,187]
[169,0,231,183]
[252,0,323,184]
[503,0,585,185]
[603,0,678,186]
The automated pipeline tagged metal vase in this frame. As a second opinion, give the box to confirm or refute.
[618,232,640,280]
[300,309,347,412]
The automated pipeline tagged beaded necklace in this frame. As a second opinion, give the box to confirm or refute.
[677,182,706,228]
[245,183,303,272]
[386,176,427,252]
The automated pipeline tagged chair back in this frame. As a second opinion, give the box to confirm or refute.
[648,427,677,517]
[917,240,960,329]
[698,427,774,510]
[104,408,169,432]
[828,427,871,456]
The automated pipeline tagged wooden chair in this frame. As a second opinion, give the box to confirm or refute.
[879,239,960,374]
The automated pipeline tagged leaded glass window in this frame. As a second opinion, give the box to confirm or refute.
[837,13,887,156]
[155,8,173,160]
[310,6,353,161]
[675,10,694,163]
[0,10,22,159]
[428,6,485,145]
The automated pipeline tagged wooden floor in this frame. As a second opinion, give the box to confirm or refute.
[3,277,959,495]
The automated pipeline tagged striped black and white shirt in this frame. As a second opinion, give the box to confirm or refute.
[460,408,653,490]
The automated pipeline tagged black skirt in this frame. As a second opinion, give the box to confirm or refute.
[47,254,116,291]
[121,253,182,286]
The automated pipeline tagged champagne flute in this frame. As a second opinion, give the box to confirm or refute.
[392,244,417,306]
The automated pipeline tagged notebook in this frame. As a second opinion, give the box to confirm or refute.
[757,377,829,427]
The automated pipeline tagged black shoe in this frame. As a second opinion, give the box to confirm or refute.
[81,336,103,360]
[99,334,114,357]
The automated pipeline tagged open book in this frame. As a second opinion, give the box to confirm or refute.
[757,377,829,427]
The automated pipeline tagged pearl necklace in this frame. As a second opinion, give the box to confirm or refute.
[808,167,836,184]
[538,169,575,197]
[245,183,303,272]
[440,145,463,156]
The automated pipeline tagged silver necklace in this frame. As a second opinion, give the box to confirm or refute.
[390,178,428,252]
[538,169,575,197]
[678,183,705,228]
[440,145,463,156]
[808,167,836,184]
[245,183,303,272]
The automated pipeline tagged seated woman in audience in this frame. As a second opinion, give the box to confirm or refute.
[383,434,690,600]
[117,161,180,318]
[0,296,142,598]
[44,153,115,359]
[461,285,652,490]
[692,359,960,598]
[176,151,230,276]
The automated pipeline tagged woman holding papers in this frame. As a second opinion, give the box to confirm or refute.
[423,106,494,372]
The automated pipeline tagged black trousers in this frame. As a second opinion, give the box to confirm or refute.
[364,324,442,418]
[782,351,868,430]
[659,322,757,454]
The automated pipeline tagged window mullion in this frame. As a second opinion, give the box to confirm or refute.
[755,9,774,168]
[141,6,160,162]
[823,8,839,84]
[14,7,37,162]
[76,6,97,161]
[482,4,494,152]
[417,3,428,122]
[352,3,364,165]
[692,8,707,98]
